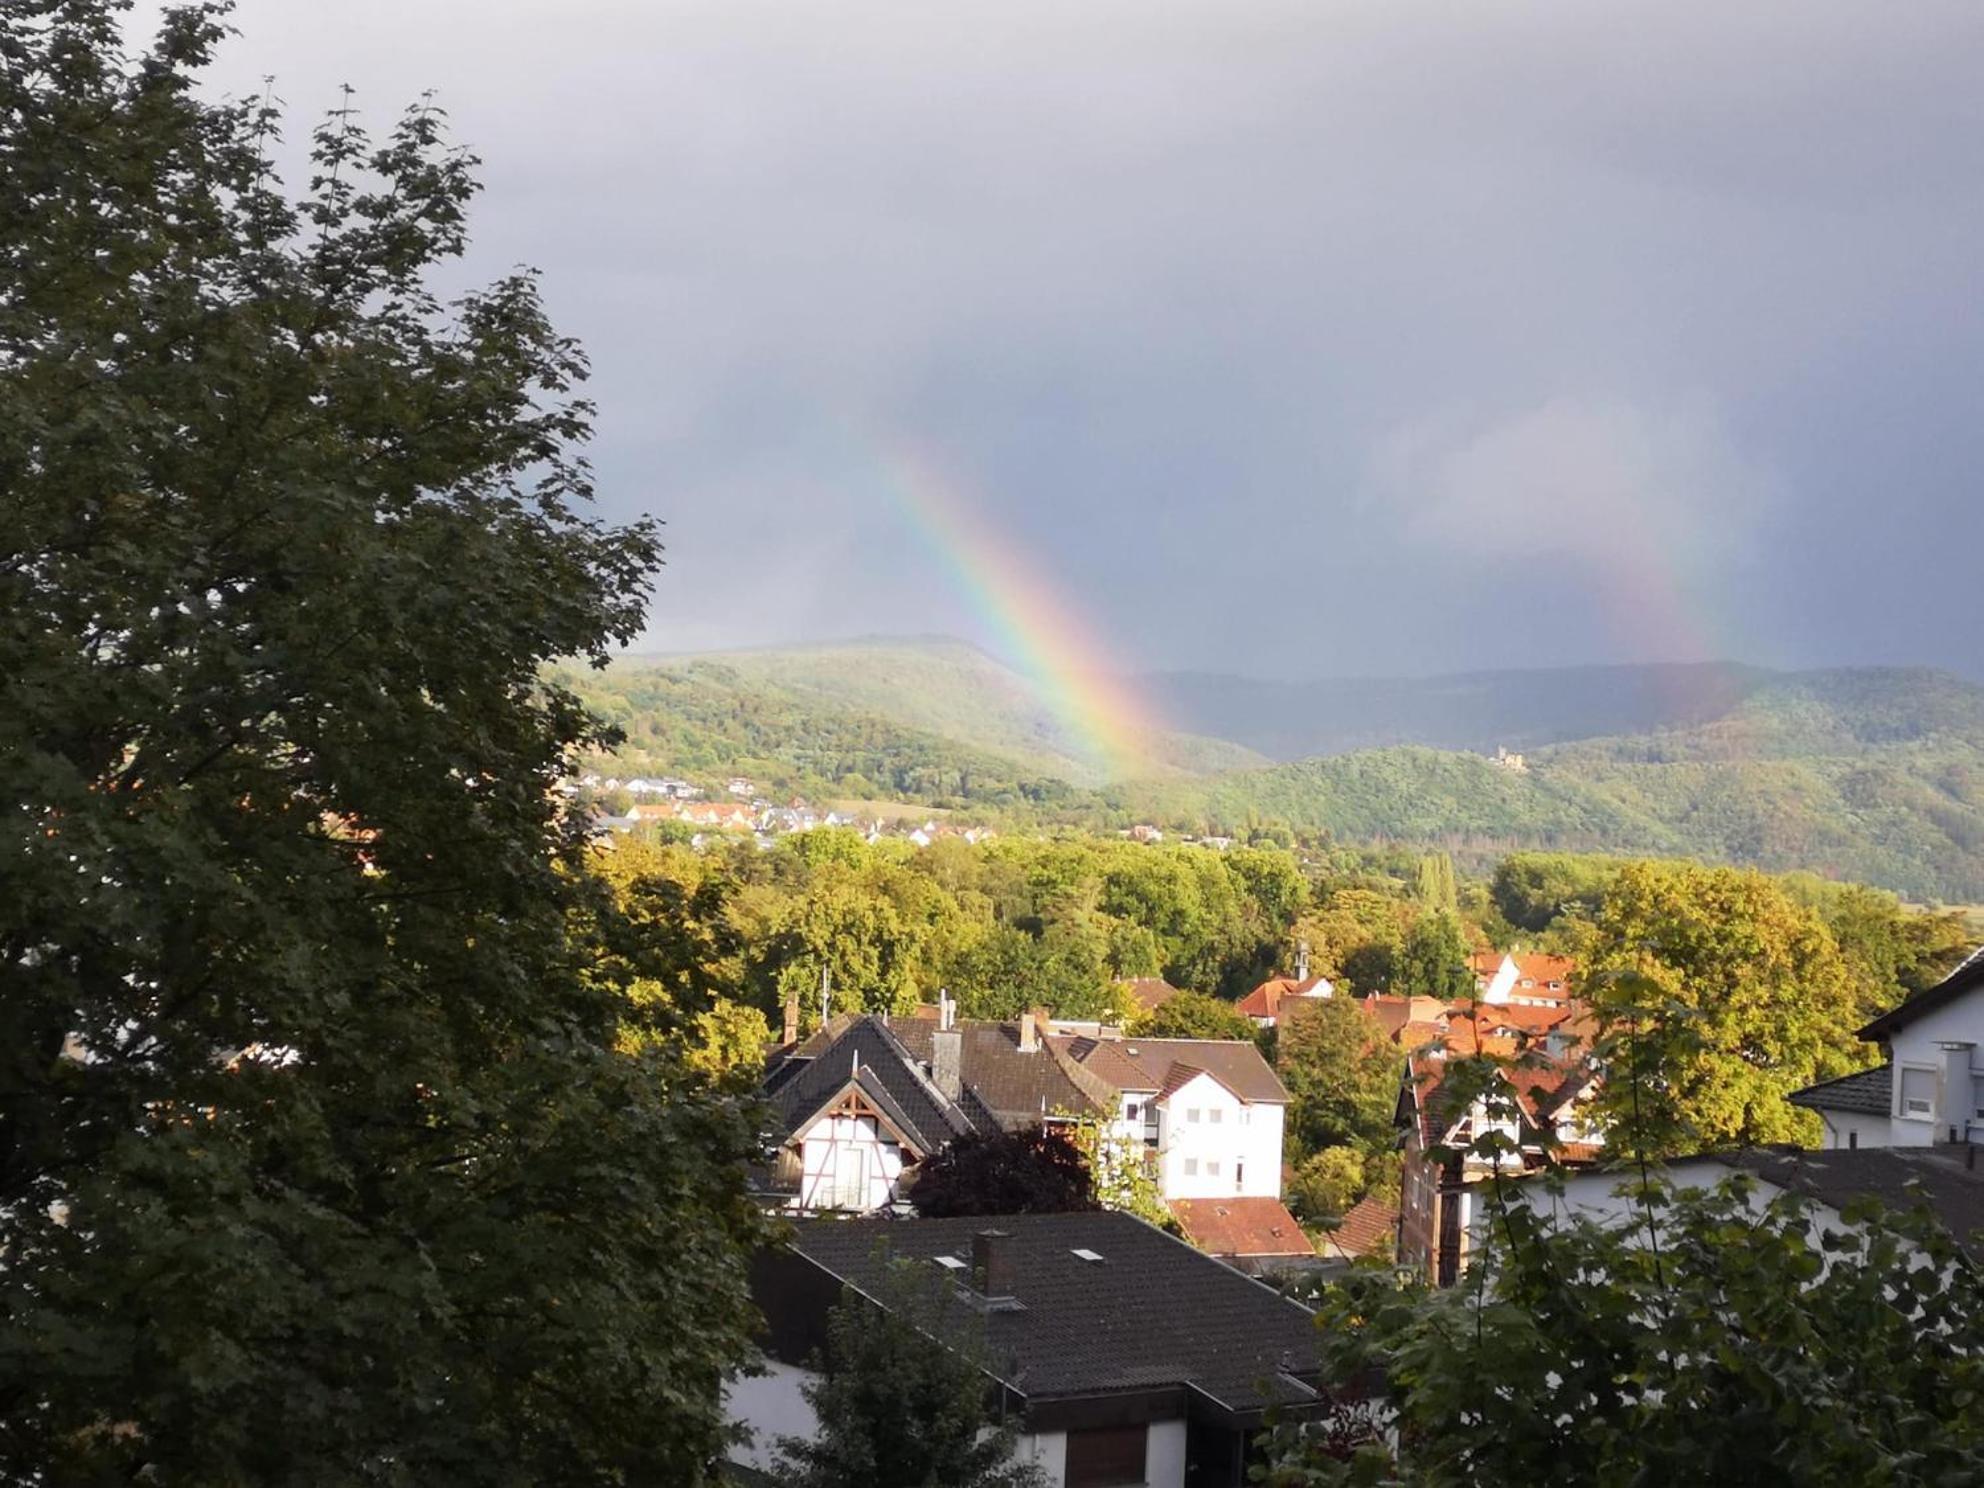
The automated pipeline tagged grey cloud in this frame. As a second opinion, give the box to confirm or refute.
[148,0,1984,677]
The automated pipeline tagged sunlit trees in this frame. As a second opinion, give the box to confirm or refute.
[1584,862,1863,1154]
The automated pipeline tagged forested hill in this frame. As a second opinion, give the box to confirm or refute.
[545,639,1265,804]
[1140,661,1984,761]
[1119,669,1984,901]
[559,640,1984,901]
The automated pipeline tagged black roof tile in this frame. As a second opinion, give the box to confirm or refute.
[769,1018,978,1154]
[1788,1063,1893,1117]
[781,1212,1324,1412]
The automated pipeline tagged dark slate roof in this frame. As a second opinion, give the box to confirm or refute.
[1727,1146,1984,1260]
[780,1212,1324,1413]
[1858,944,1984,1042]
[890,1021,1103,1126]
[769,1017,979,1154]
[1788,1063,1893,1116]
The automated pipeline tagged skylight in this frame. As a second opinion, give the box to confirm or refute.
[1070,1247,1105,1263]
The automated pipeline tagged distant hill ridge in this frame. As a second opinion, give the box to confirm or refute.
[1138,660,1984,762]
[571,638,1984,900]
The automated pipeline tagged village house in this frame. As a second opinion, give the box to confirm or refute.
[1313,1193,1400,1267]
[1393,1026,1603,1286]
[760,1003,1101,1214]
[1790,946,1984,1150]
[1470,949,1577,1005]
[1043,1028,1309,1266]
[759,999,1312,1268]
[726,1212,1329,1487]
[1237,943,1333,1027]
[1396,1053,1603,1285]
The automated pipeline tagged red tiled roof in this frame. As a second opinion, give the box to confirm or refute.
[1316,1195,1397,1261]
[1236,976,1331,1020]
[1171,1197,1315,1259]
[1510,953,1577,987]
[1470,950,1580,991]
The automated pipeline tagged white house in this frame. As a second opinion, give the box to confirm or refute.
[1791,947,1984,1150]
[1043,1034,1289,1203]
[1151,1064,1283,1201]
[1470,950,1577,1006]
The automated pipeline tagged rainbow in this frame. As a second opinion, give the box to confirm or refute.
[867,436,1165,780]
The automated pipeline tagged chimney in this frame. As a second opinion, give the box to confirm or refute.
[782,989,800,1046]
[932,1027,962,1103]
[972,1229,1016,1300]
[1018,1011,1038,1054]
[1935,1042,1976,1146]
[938,988,956,1030]
[1296,939,1310,981]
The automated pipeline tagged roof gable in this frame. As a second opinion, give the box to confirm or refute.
[1859,946,1984,1042]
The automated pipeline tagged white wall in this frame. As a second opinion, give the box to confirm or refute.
[1155,1071,1285,1200]
[796,1114,905,1212]
[1816,1109,1892,1151]
[1886,999,1983,1147]
[1146,1418,1188,1487]
[723,1358,818,1475]
[1013,1430,1067,1484]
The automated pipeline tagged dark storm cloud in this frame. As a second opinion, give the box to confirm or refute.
[176,0,1984,678]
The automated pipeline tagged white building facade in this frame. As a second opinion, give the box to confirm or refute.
[1793,950,1984,1151]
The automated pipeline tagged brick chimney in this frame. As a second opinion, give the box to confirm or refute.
[1018,1010,1039,1054]
[782,989,800,1046]
[972,1229,1016,1300]
[932,1026,962,1103]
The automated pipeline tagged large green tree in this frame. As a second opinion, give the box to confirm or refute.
[1584,862,1862,1154]
[1136,989,1259,1042]
[1277,994,1401,1158]
[0,6,761,1480]
[1393,911,1474,1001]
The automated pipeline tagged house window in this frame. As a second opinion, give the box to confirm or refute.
[1235,1160,1245,1190]
[1066,1423,1146,1488]
[1124,1102,1139,1123]
[1900,1066,1936,1118]
[1186,1108,1201,1123]
[1183,1158,1198,1176]
[1209,1108,1223,1124]
[1206,1160,1220,1177]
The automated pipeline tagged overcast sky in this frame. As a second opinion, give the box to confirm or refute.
[179,1,1984,681]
